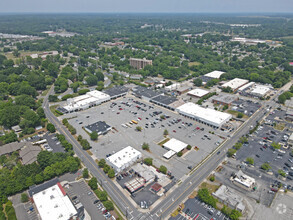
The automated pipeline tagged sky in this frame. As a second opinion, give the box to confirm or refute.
[0,0,293,13]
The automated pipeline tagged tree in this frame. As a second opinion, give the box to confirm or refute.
[20,193,29,203]
[83,168,89,179]
[103,201,114,211]
[97,190,108,201]
[90,131,98,141]
[278,94,287,104]
[80,139,91,150]
[209,175,215,182]
[246,157,254,165]
[47,123,56,133]
[222,86,233,93]
[278,169,286,177]
[227,148,236,157]
[234,142,242,150]
[77,135,83,142]
[159,165,167,174]
[103,164,110,173]
[48,95,58,102]
[271,142,281,150]
[136,126,142,132]
[98,159,106,168]
[88,177,98,190]
[163,129,169,136]
[86,75,98,86]
[177,151,183,157]
[237,112,244,118]
[261,162,271,171]
[239,136,248,144]
[142,142,149,151]
[223,104,229,110]
[193,78,202,87]
[187,145,192,150]
[108,169,115,178]
[144,158,153,166]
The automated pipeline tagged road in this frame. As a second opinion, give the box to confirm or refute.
[43,80,291,220]
[43,86,140,220]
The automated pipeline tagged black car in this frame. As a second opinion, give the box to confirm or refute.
[93,200,99,204]
[285,163,291,168]
[256,154,260,158]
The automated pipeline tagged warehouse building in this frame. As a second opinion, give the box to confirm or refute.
[150,95,178,111]
[212,94,238,106]
[104,85,129,99]
[28,178,83,220]
[176,102,232,128]
[187,88,210,98]
[62,90,110,113]
[222,78,249,92]
[106,146,142,172]
[204,70,225,79]
[84,121,112,135]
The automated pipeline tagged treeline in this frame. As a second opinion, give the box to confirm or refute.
[0,151,79,206]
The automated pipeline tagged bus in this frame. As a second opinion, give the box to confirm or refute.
[131,120,138,124]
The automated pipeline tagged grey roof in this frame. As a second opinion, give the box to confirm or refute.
[28,178,59,197]
[85,121,111,135]
[151,95,178,106]
[20,144,41,165]
[0,141,28,156]
[104,86,129,97]
[213,94,238,104]
[132,86,162,99]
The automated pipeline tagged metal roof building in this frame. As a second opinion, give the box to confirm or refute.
[222,78,249,91]
[204,71,225,79]
[176,102,232,128]
[187,88,210,98]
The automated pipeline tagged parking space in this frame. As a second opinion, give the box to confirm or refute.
[169,197,226,220]
[232,99,261,116]
[43,133,65,153]
[64,180,106,220]
[61,96,226,180]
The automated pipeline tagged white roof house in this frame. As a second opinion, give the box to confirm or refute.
[250,85,271,97]
[187,88,210,98]
[106,146,142,172]
[204,71,225,79]
[32,184,77,220]
[176,102,232,128]
[222,78,249,91]
[163,138,188,153]
[63,90,110,112]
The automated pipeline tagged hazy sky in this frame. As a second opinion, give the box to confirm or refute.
[0,0,292,13]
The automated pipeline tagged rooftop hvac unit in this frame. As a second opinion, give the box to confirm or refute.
[54,204,58,208]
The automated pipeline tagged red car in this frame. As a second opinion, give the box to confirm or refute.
[173,130,176,133]
[102,209,108,214]
[138,117,142,120]
[196,127,200,130]
[119,108,123,110]
[263,137,268,140]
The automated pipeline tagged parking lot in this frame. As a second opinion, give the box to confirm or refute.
[65,180,109,220]
[169,197,226,220]
[232,99,261,117]
[61,96,226,180]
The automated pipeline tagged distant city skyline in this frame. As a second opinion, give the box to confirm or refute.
[0,0,292,13]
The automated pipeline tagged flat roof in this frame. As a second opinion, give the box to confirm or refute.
[106,146,141,169]
[124,177,145,193]
[176,102,232,127]
[238,82,255,91]
[151,95,177,106]
[251,85,271,96]
[165,83,180,91]
[104,85,128,97]
[222,78,249,90]
[151,183,162,192]
[187,88,210,97]
[163,150,176,159]
[32,183,77,220]
[132,86,162,99]
[204,71,225,79]
[131,163,155,182]
[84,121,111,134]
[163,138,187,153]
[234,170,255,188]
[213,94,237,104]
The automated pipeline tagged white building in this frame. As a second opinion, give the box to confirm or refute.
[222,78,249,91]
[238,82,255,92]
[106,146,142,172]
[32,183,78,220]
[204,70,225,79]
[163,138,188,159]
[250,85,271,97]
[232,170,256,190]
[165,83,181,91]
[187,88,210,98]
[63,90,110,113]
[176,102,232,128]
